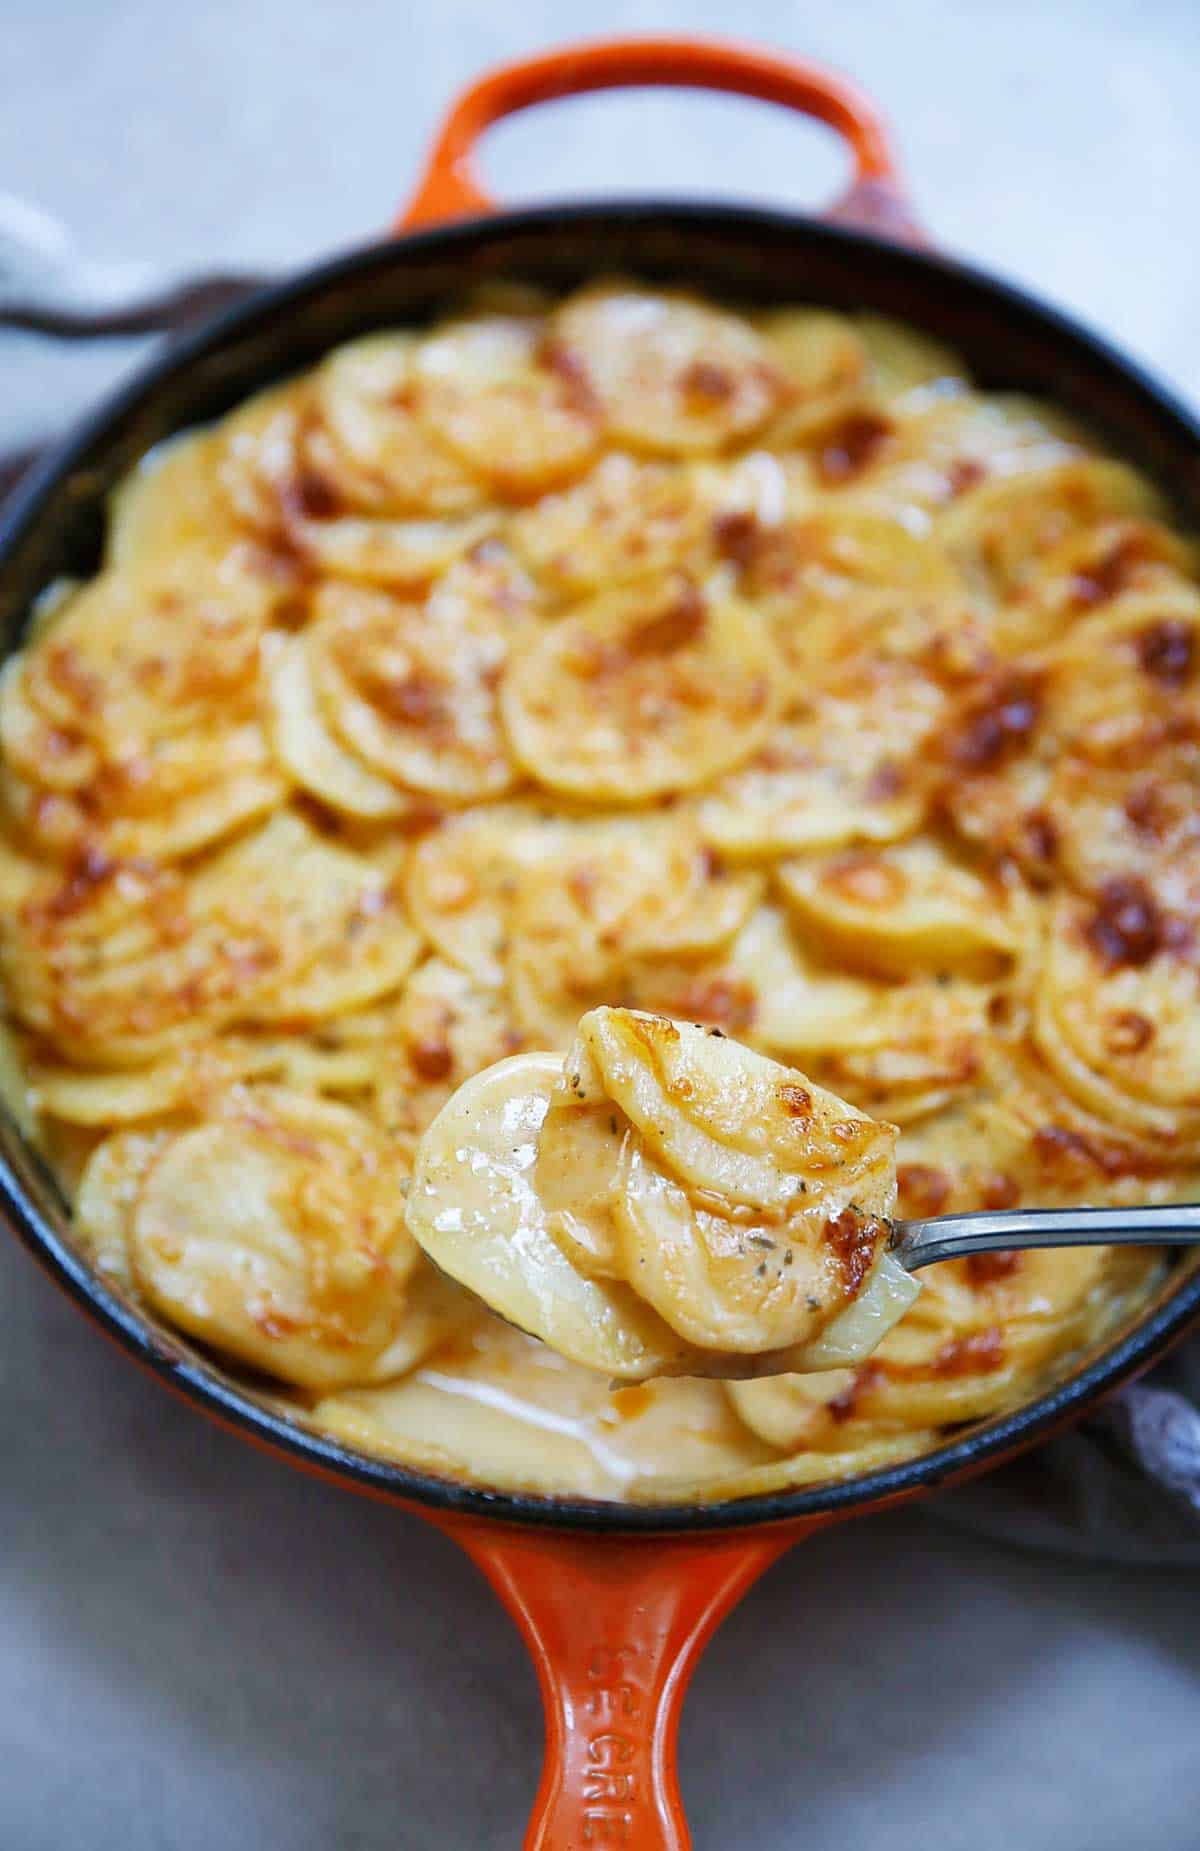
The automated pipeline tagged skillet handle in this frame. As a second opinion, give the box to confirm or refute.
[440,1517,810,1849]
[399,36,927,246]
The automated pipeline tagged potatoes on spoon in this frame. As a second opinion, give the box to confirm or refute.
[405,1008,918,1381]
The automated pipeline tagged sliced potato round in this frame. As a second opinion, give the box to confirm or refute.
[414,312,603,496]
[756,309,868,441]
[406,1051,702,1380]
[553,284,782,456]
[403,803,573,984]
[504,816,760,1045]
[317,332,486,515]
[940,458,1163,606]
[230,394,497,587]
[106,425,250,573]
[15,557,274,755]
[308,581,519,802]
[580,1007,896,1216]
[652,905,994,1123]
[1033,894,1200,1143]
[75,1128,171,1289]
[726,1231,1148,1454]
[0,741,287,866]
[0,538,290,861]
[613,1137,912,1356]
[266,633,409,820]
[627,903,878,1052]
[776,839,1025,977]
[1036,590,1200,758]
[855,315,970,402]
[239,828,421,1026]
[990,517,1199,654]
[1047,747,1200,908]
[295,508,498,589]
[29,1036,286,1126]
[820,392,1085,521]
[502,572,777,802]
[131,1088,417,1389]
[510,452,709,599]
[3,810,419,1064]
[803,983,997,1126]
[724,508,970,700]
[373,956,527,1151]
[696,662,942,859]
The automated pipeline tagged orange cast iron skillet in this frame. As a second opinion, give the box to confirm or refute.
[3,37,1200,1850]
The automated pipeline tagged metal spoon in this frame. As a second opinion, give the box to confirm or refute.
[892,1202,1200,1272]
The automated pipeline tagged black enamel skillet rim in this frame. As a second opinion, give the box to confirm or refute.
[2,199,1199,1535]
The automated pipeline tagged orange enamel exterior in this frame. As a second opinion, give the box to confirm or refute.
[441,1519,817,1850]
[399,35,927,245]
[394,39,927,1845]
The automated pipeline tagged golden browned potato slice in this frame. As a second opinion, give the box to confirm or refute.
[106,425,260,575]
[373,955,529,1152]
[776,839,1026,978]
[728,1233,1158,1456]
[0,743,287,867]
[308,581,519,802]
[696,662,942,860]
[501,571,778,802]
[227,393,497,588]
[625,903,871,1049]
[854,315,970,402]
[717,508,972,702]
[988,517,1199,654]
[815,392,1085,522]
[1035,590,1200,756]
[504,816,760,1045]
[295,507,499,590]
[2,810,420,1065]
[510,452,710,599]
[0,524,291,861]
[406,1011,916,1380]
[266,633,410,820]
[129,1089,417,1389]
[1033,893,1200,1147]
[75,1128,170,1290]
[637,905,996,1125]
[893,1050,1200,1220]
[1046,747,1200,902]
[317,332,487,515]
[940,458,1163,606]
[403,802,573,984]
[414,312,603,496]
[756,309,869,442]
[14,559,274,753]
[29,1037,289,1127]
[554,284,783,456]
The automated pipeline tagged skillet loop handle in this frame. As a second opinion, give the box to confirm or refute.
[399,36,927,246]
[446,1522,798,1850]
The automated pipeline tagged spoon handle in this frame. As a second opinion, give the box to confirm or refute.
[893,1202,1200,1272]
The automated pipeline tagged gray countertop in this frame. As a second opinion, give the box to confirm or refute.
[3,2,1200,1845]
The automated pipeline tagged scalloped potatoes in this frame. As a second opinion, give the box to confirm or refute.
[0,280,1185,1505]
